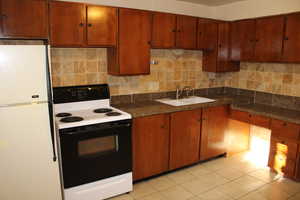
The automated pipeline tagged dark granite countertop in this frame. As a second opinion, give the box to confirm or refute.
[114,96,233,118]
[113,94,300,125]
[232,103,300,124]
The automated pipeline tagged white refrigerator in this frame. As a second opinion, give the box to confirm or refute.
[0,45,62,200]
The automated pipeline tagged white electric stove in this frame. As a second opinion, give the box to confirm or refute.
[54,99,132,129]
[53,84,133,200]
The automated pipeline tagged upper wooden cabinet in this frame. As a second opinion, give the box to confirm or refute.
[0,0,48,39]
[231,19,256,62]
[108,8,152,75]
[50,1,85,46]
[176,15,198,49]
[86,6,118,46]
[200,106,228,161]
[282,13,300,63]
[151,13,197,49]
[169,109,201,170]
[254,16,285,62]
[203,22,240,73]
[198,19,218,50]
[50,1,117,47]
[151,12,176,48]
[132,114,170,181]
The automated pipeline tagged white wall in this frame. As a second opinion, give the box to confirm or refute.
[59,0,215,18]
[213,0,300,20]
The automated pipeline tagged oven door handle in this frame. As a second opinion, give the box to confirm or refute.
[60,123,131,136]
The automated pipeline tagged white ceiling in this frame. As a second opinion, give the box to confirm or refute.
[177,0,248,6]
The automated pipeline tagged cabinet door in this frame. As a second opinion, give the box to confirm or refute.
[86,6,117,46]
[152,12,176,48]
[132,114,170,181]
[176,15,197,49]
[198,19,216,49]
[282,13,300,63]
[268,137,298,178]
[200,22,218,50]
[170,110,201,170]
[200,106,228,161]
[254,16,285,62]
[118,8,151,75]
[202,22,218,72]
[0,0,48,38]
[217,23,230,72]
[50,1,85,46]
[231,19,256,61]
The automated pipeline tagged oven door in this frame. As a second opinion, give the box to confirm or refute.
[59,120,132,188]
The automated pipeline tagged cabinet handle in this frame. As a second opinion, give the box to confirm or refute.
[161,125,166,129]
[284,37,289,41]
[178,30,181,33]
[79,23,84,27]
[172,29,177,32]
[256,39,259,42]
[88,24,92,27]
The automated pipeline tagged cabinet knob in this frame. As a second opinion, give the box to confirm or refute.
[172,29,177,32]
[161,125,166,129]
[79,23,84,27]
[284,37,289,41]
[256,39,259,42]
[88,24,92,27]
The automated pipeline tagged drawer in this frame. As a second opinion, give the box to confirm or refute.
[251,114,271,129]
[230,110,251,123]
[271,119,300,141]
[270,137,298,159]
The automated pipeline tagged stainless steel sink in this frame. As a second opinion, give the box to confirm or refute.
[156,96,215,107]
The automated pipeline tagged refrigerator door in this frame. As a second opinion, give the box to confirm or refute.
[0,45,48,106]
[0,103,62,200]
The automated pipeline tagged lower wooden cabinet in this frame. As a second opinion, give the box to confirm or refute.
[268,137,299,178]
[169,110,202,170]
[132,114,170,181]
[200,105,229,160]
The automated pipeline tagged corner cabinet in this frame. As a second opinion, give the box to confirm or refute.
[202,22,240,73]
[169,110,202,170]
[132,114,170,181]
[107,8,152,75]
[50,1,117,47]
[0,0,48,39]
[200,105,229,161]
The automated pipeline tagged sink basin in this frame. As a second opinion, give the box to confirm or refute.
[156,96,216,107]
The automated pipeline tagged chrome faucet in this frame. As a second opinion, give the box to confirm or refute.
[176,86,194,99]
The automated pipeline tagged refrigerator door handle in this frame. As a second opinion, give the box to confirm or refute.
[45,45,57,162]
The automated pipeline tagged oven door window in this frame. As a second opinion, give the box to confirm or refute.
[78,135,118,157]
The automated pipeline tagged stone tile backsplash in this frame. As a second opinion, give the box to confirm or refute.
[51,48,300,109]
[51,48,226,96]
[223,62,300,97]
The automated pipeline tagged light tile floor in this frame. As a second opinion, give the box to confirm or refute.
[109,152,300,200]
